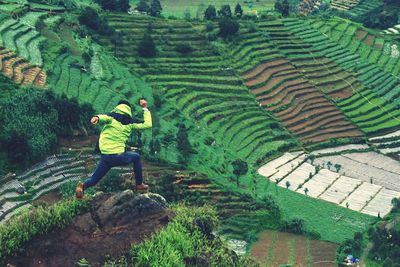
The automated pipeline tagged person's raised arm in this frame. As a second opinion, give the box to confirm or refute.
[91,114,112,125]
[131,99,152,130]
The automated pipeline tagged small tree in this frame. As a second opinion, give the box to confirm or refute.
[136,0,149,13]
[138,33,156,57]
[334,163,342,173]
[204,5,217,20]
[304,187,309,196]
[275,0,290,17]
[218,4,232,18]
[327,161,332,170]
[285,180,290,189]
[218,17,240,38]
[234,3,243,18]
[177,123,192,164]
[183,8,191,20]
[232,159,248,187]
[149,0,162,17]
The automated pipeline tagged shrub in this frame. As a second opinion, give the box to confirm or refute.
[218,17,240,38]
[138,33,156,57]
[176,43,193,54]
[95,0,130,12]
[280,218,305,234]
[204,5,217,20]
[205,21,214,32]
[78,7,114,35]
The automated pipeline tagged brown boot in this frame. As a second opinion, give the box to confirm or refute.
[135,183,149,192]
[75,182,84,199]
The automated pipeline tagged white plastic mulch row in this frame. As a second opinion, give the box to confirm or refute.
[259,150,400,217]
[319,175,361,204]
[314,153,400,191]
[340,182,382,211]
[310,144,369,156]
[369,130,400,141]
[297,169,340,197]
[361,189,400,217]
[279,162,315,190]
[258,151,305,180]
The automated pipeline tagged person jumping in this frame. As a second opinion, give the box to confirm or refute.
[75,99,152,199]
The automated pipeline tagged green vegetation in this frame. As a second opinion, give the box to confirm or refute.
[129,205,257,266]
[0,197,91,264]
[0,88,94,169]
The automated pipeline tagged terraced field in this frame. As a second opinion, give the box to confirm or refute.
[346,0,382,19]
[0,155,90,222]
[0,47,46,87]
[330,0,359,11]
[96,14,298,164]
[233,22,364,145]
[259,148,400,217]
[250,230,338,266]
[49,51,152,112]
[280,18,400,136]
[0,15,45,66]
[306,18,400,79]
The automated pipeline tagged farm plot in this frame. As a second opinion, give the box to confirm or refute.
[282,18,400,135]
[258,152,307,181]
[0,15,45,66]
[314,152,400,191]
[0,155,90,223]
[362,189,400,217]
[369,130,400,155]
[319,175,361,204]
[310,144,370,156]
[330,0,360,11]
[0,47,46,87]
[234,24,363,145]
[250,230,338,266]
[259,150,400,217]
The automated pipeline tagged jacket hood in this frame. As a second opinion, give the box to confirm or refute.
[113,104,132,118]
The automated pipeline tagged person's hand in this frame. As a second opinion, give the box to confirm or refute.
[91,116,99,125]
[139,99,148,108]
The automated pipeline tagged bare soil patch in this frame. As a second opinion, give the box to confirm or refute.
[310,240,338,267]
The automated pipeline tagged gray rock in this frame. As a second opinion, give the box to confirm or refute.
[96,190,167,229]
[16,186,26,195]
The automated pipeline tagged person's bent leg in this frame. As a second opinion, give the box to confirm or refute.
[83,156,112,189]
[117,152,148,190]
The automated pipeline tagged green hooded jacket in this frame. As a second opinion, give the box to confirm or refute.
[96,104,152,154]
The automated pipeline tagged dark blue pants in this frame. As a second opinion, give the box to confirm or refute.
[83,152,143,189]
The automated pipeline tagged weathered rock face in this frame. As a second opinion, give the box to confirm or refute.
[96,190,168,229]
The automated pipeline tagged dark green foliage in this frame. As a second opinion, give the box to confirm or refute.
[149,0,162,17]
[95,0,130,12]
[177,123,192,164]
[368,226,400,264]
[0,89,58,164]
[280,218,305,234]
[78,7,114,35]
[205,21,214,32]
[0,89,94,166]
[138,33,156,57]
[204,5,217,20]
[232,159,248,187]
[218,4,232,18]
[392,198,400,213]
[337,232,364,263]
[363,10,399,29]
[136,0,149,13]
[275,0,290,17]
[234,3,243,18]
[176,43,193,54]
[218,17,240,38]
